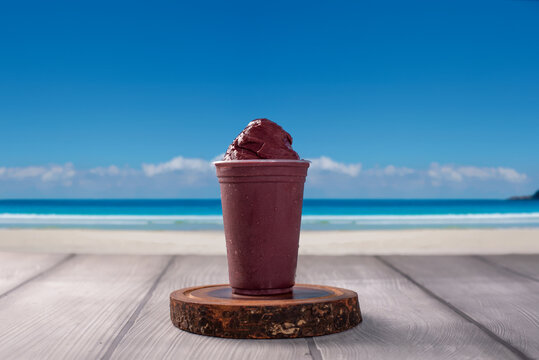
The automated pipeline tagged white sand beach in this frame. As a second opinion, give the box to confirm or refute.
[0,228,538,255]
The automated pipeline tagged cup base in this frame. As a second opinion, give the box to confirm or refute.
[232,286,293,296]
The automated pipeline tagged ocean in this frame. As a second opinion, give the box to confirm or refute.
[1,199,538,230]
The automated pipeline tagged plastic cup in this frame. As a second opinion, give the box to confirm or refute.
[214,160,310,295]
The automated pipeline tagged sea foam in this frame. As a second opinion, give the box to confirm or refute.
[1,213,539,229]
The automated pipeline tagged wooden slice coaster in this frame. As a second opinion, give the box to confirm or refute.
[170,284,362,339]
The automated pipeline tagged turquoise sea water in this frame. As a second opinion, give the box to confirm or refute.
[1,199,539,230]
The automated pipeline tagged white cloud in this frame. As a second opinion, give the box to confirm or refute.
[0,157,530,198]
[142,156,213,177]
[428,163,527,185]
[497,167,528,183]
[308,156,362,177]
[428,163,463,183]
[211,153,225,162]
[1,166,46,179]
[90,165,121,176]
[365,165,415,177]
[89,165,138,177]
[41,163,76,184]
[0,163,76,184]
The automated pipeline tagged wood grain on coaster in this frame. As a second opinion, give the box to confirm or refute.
[170,284,361,339]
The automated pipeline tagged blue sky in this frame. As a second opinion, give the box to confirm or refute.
[0,0,538,198]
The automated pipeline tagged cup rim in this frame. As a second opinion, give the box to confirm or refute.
[213,159,310,166]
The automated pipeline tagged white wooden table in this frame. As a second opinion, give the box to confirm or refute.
[0,252,538,359]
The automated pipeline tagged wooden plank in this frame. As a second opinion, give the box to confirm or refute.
[296,255,521,360]
[0,254,171,360]
[0,251,70,296]
[383,255,539,359]
[108,255,312,360]
[475,255,539,282]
